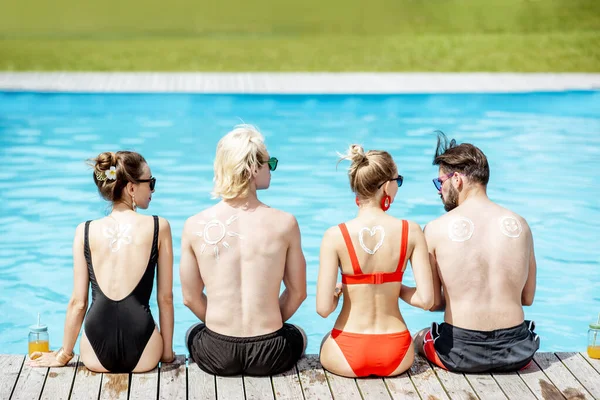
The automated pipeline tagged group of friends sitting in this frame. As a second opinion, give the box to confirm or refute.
[28,125,539,377]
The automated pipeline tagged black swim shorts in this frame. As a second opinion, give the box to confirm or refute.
[425,320,540,373]
[187,323,305,376]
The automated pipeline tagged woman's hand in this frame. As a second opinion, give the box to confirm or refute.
[161,350,176,363]
[27,351,66,368]
[334,283,343,298]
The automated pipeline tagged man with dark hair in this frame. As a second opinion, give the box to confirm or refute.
[414,132,539,373]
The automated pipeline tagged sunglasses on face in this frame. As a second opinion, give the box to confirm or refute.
[378,175,404,189]
[137,176,156,191]
[432,173,453,191]
[264,157,278,171]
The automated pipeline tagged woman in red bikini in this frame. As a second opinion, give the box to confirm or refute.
[317,144,434,378]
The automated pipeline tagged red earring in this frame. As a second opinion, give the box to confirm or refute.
[355,196,360,207]
[380,192,391,211]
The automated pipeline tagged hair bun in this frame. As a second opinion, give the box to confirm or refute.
[348,144,368,164]
[94,151,116,172]
[87,150,147,203]
[336,144,368,169]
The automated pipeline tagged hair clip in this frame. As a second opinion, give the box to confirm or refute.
[95,170,107,181]
[95,166,116,181]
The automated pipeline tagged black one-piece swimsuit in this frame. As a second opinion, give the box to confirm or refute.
[83,216,158,373]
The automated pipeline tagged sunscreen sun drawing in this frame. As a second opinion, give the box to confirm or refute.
[195,214,243,260]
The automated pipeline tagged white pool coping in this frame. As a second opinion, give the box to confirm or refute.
[0,72,599,93]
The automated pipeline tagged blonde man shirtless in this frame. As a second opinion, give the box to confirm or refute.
[181,125,307,376]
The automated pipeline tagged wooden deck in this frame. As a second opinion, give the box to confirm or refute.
[1,352,599,399]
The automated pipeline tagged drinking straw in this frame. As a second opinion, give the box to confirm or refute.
[595,312,600,347]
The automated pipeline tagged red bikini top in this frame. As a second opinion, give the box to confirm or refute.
[338,220,409,285]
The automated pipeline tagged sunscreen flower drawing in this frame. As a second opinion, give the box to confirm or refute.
[195,214,243,260]
[103,224,132,252]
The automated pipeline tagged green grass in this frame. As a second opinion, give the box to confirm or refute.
[1,0,599,71]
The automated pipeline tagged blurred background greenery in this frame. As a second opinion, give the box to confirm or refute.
[1,0,599,71]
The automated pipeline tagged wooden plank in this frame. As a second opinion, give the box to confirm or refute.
[407,354,450,400]
[534,352,592,399]
[464,374,506,400]
[99,373,129,400]
[129,367,158,400]
[356,377,391,399]
[215,375,244,399]
[0,355,24,400]
[581,352,600,375]
[518,357,564,400]
[463,373,506,400]
[40,355,79,400]
[272,366,303,400]
[188,360,216,400]
[491,372,535,400]
[431,365,478,400]
[384,373,420,400]
[244,376,274,400]
[70,361,102,400]
[159,354,186,400]
[324,370,361,400]
[11,359,48,400]
[556,352,600,399]
[297,356,333,400]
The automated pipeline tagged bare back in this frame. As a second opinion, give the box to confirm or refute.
[333,215,416,333]
[426,198,535,330]
[184,202,297,337]
[87,214,157,300]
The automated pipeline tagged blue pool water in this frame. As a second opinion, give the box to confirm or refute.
[1,91,599,356]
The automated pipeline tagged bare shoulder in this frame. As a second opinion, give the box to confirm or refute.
[135,213,160,229]
[74,221,86,241]
[405,220,423,233]
[495,204,531,233]
[157,216,171,235]
[320,225,343,250]
[265,207,299,230]
[182,209,213,233]
[404,220,426,244]
[323,225,342,241]
[422,215,446,238]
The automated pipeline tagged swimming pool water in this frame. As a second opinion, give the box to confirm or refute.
[1,91,599,355]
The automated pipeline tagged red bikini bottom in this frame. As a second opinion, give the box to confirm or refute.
[331,328,412,377]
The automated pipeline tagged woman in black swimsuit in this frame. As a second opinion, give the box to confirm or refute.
[29,151,175,372]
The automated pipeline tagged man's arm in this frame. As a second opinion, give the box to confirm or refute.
[279,216,307,322]
[180,219,208,321]
[521,230,536,306]
[428,253,445,311]
[425,223,445,311]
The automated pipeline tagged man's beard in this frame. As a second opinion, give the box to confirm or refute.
[442,184,459,212]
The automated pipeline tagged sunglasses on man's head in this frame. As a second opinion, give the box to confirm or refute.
[432,173,453,191]
[378,175,404,189]
[137,176,156,191]
[266,157,278,171]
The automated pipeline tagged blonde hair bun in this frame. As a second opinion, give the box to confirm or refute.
[337,145,397,199]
